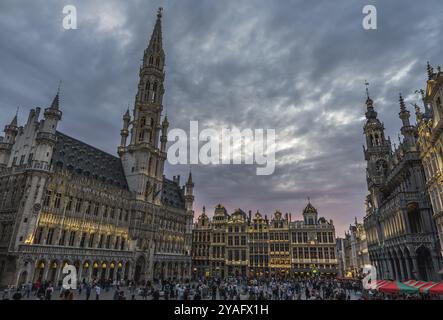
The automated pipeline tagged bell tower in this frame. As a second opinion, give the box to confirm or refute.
[362,86,391,210]
[120,8,167,204]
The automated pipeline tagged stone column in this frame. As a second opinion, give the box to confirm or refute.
[42,262,50,283]
[120,263,126,281]
[376,259,383,279]
[41,228,49,244]
[387,259,394,280]
[77,263,84,283]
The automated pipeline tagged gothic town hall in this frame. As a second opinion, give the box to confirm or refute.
[0,9,195,287]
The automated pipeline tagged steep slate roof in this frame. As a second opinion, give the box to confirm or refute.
[161,178,185,209]
[51,131,128,189]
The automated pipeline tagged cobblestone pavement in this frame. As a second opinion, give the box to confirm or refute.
[3,284,361,300]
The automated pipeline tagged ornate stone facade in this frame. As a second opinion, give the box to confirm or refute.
[362,85,441,281]
[0,9,194,287]
[191,202,338,279]
[290,202,337,276]
[416,63,443,263]
[337,218,370,278]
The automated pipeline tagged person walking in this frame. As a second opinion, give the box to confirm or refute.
[25,282,32,298]
[12,289,22,300]
[85,283,91,300]
[44,283,54,300]
[95,285,101,300]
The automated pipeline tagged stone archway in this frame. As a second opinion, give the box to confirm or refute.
[92,261,100,280]
[48,260,58,283]
[124,261,130,281]
[416,246,434,281]
[18,270,28,286]
[109,261,116,281]
[34,260,46,283]
[81,261,91,283]
[100,261,108,281]
[134,256,146,284]
[116,261,123,281]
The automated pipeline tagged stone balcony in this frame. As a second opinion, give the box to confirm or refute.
[16,244,134,259]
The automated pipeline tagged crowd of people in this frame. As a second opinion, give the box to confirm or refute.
[0,276,438,300]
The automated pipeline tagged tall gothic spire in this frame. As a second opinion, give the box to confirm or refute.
[144,7,164,66]
[50,91,60,110]
[10,113,18,127]
[50,83,61,110]
[398,93,410,127]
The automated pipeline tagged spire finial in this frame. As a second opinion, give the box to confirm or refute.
[10,108,18,127]
[365,80,370,99]
[399,93,406,111]
[157,7,163,19]
[427,61,434,80]
[187,166,193,184]
[49,84,60,110]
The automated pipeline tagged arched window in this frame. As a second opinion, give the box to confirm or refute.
[152,83,158,103]
[145,81,150,101]
[149,56,154,65]
[145,181,151,200]
[374,134,379,146]
[156,57,160,67]
[139,130,144,142]
[141,117,146,127]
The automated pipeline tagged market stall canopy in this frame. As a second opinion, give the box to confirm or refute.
[379,281,418,294]
[418,282,437,294]
[403,280,436,293]
[429,281,443,295]
[369,279,391,290]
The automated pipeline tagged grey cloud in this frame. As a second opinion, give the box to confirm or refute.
[1,0,443,235]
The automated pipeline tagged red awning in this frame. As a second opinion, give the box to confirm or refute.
[403,280,416,286]
[379,281,418,294]
[429,281,443,295]
[369,280,391,290]
[418,282,437,294]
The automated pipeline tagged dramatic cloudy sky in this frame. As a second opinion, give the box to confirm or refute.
[1,0,442,236]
